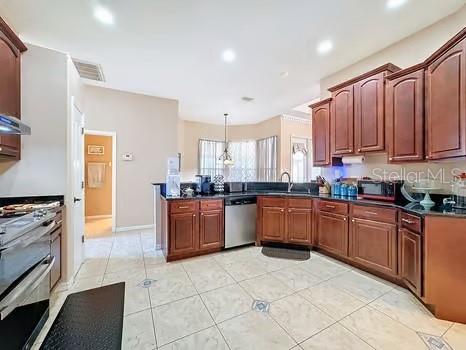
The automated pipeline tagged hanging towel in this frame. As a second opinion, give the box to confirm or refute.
[88,162,106,188]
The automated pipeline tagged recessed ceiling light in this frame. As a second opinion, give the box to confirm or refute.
[94,5,114,25]
[222,49,236,62]
[386,0,408,10]
[317,40,333,55]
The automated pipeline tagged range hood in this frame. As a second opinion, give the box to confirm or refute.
[0,114,31,135]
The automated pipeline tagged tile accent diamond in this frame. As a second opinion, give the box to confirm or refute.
[139,279,156,288]
[252,300,270,313]
[418,332,453,350]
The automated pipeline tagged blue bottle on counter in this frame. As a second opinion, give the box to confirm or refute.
[340,183,348,197]
[348,185,358,197]
[332,181,341,196]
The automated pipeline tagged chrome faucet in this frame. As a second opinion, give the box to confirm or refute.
[280,171,293,192]
[443,197,456,206]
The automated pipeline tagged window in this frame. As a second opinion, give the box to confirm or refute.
[198,136,277,182]
[291,137,310,183]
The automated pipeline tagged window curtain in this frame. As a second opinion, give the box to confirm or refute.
[257,136,278,181]
[198,139,225,178]
[228,140,257,181]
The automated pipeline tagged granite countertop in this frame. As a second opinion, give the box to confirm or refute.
[160,191,466,218]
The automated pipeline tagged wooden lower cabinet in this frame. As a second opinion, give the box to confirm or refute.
[169,212,199,256]
[399,228,422,296]
[199,209,224,250]
[316,211,349,257]
[163,199,224,261]
[261,206,286,242]
[287,208,312,244]
[350,218,397,276]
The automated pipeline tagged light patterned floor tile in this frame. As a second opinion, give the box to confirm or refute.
[299,281,366,320]
[272,265,323,292]
[222,258,268,281]
[444,323,466,350]
[186,265,235,293]
[327,271,392,303]
[239,273,294,302]
[75,258,108,279]
[370,288,452,336]
[218,310,296,350]
[201,284,253,323]
[340,306,427,350]
[69,275,103,293]
[152,295,214,346]
[269,294,335,343]
[300,257,349,280]
[147,270,197,307]
[122,309,156,350]
[158,326,228,350]
[300,323,374,350]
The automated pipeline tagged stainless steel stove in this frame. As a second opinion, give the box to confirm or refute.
[0,209,57,350]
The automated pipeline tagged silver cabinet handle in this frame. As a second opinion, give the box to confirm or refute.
[0,255,55,320]
[178,206,189,209]
[343,217,347,221]
[365,211,378,216]
[325,205,336,209]
[401,218,414,224]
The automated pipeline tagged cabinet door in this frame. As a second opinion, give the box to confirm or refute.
[287,208,312,245]
[399,228,422,297]
[426,38,466,160]
[350,218,397,276]
[386,69,424,162]
[354,72,385,153]
[331,86,354,155]
[199,210,224,250]
[0,32,21,158]
[169,212,199,255]
[50,229,61,289]
[261,207,286,242]
[312,102,331,166]
[316,212,348,257]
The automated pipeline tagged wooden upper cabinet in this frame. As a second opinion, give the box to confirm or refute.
[331,86,354,155]
[425,33,466,160]
[310,99,331,166]
[0,17,27,160]
[354,72,386,153]
[385,66,425,162]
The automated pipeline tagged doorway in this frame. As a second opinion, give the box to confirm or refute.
[84,130,116,238]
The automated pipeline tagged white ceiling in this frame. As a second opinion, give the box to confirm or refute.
[1,0,465,124]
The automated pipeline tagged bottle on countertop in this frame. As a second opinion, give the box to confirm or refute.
[340,183,348,197]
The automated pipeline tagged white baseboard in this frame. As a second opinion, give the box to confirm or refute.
[86,215,112,219]
[115,224,154,233]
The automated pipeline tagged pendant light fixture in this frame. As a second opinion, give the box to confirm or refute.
[219,113,234,166]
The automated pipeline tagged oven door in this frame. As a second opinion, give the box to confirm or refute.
[0,220,56,350]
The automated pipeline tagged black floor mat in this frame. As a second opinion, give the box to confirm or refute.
[40,283,125,350]
[261,246,310,261]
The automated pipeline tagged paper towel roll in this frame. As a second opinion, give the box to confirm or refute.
[341,155,365,165]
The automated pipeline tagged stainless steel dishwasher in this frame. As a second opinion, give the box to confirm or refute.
[224,196,257,248]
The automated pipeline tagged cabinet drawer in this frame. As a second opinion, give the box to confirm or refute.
[288,198,312,209]
[400,212,422,233]
[169,200,198,213]
[318,200,348,215]
[260,197,287,208]
[351,205,397,224]
[200,199,223,211]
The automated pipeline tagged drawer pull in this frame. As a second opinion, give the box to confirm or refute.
[365,211,378,215]
[343,217,347,221]
[402,218,414,224]
[178,206,190,209]
[325,205,336,209]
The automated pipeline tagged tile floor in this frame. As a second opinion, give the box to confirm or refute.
[84,216,113,238]
[33,230,466,350]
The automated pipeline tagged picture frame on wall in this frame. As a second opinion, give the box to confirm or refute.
[88,145,105,155]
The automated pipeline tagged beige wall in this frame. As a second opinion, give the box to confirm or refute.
[84,135,112,217]
[317,5,466,192]
[0,44,68,196]
[83,85,178,228]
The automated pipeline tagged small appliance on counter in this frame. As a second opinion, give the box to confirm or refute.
[357,179,404,202]
[224,182,244,193]
[195,175,212,195]
[165,156,181,197]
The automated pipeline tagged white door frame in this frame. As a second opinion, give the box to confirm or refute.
[84,129,117,233]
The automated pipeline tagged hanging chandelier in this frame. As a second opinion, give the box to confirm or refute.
[219,113,234,166]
